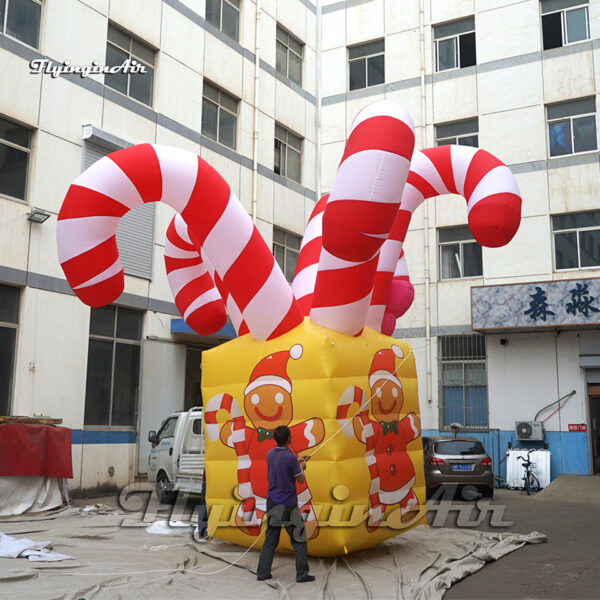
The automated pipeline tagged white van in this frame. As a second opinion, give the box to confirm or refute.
[147,407,205,503]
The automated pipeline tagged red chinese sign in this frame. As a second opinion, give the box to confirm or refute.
[568,424,587,432]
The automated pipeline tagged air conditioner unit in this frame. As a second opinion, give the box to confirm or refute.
[515,421,545,441]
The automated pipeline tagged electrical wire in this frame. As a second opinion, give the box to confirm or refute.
[534,390,576,422]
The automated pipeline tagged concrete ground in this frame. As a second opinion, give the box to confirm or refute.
[438,476,600,599]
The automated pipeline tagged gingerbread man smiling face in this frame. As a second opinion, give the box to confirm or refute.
[242,344,303,430]
[369,346,405,423]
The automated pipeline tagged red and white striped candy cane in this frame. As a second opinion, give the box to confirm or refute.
[366,144,522,334]
[204,392,257,528]
[164,214,227,336]
[57,144,302,341]
[165,213,249,336]
[336,386,384,529]
[310,101,415,336]
[292,194,328,315]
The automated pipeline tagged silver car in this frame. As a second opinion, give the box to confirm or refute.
[423,436,494,498]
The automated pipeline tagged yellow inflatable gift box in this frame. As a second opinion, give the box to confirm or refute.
[202,318,425,557]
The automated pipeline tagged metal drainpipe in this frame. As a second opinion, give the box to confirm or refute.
[419,0,433,405]
[251,0,262,224]
[316,0,322,200]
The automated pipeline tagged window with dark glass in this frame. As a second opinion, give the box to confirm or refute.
[434,17,476,72]
[553,210,600,270]
[435,118,479,147]
[0,284,19,416]
[439,334,487,428]
[0,0,42,49]
[348,39,384,91]
[274,124,302,183]
[84,306,142,427]
[105,23,155,107]
[201,81,238,150]
[542,0,589,50]
[276,25,303,86]
[438,226,482,280]
[205,0,240,42]
[547,97,597,157]
[0,116,31,201]
[273,228,301,282]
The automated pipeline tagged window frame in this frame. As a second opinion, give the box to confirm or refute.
[547,105,597,158]
[436,132,479,147]
[0,0,43,50]
[105,23,156,107]
[0,284,19,416]
[0,116,32,203]
[542,3,590,49]
[438,334,488,430]
[552,211,600,271]
[434,30,476,73]
[274,124,302,184]
[438,228,483,281]
[273,227,301,283]
[347,39,385,91]
[276,24,303,87]
[205,0,240,42]
[84,306,143,429]
[201,81,239,150]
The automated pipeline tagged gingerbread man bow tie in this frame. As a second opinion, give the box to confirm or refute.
[381,420,399,435]
[257,427,275,442]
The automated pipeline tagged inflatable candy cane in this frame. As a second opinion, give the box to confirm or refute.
[292,194,328,315]
[165,213,249,336]
[366,144,522,334]
[56,144,303,341]
[204,392,259,532]
[336,386,384,529]
[310,102,416,336]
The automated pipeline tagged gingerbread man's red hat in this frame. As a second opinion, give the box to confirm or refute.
[368,345,404,389]
[244,344,303,396]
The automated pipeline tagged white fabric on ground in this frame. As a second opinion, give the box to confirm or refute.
[0,532,74,562]
[0,476,63,516]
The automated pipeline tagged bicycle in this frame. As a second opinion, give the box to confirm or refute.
[517,449,541,495]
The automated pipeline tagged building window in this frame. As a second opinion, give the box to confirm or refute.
[434,17,476,72]
[542,0,589,50]
[105,23,155,107]
[0,0,42,49]
[0,116,31,202]
[439,226,482,280]
[273,228,301,282]
[439,335,487,428]
[435,118,479,147]
[547,97,597,157]
[552,210,600,270]
[276,25,303,87]
[205,0,240,42]
[348,39,384,91]
[201,81,238,150]
[0,285,19,416]
[274,124,302,183]
[84,306,142,427]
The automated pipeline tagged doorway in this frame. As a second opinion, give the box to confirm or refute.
[588,385,600,474]
[184,348,203,411]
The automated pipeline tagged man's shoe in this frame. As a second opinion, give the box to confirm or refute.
[296,574,315,583]
[257,574,272,581]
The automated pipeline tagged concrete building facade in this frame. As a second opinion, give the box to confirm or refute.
[1,0,599,492]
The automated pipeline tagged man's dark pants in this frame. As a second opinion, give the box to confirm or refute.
[256,499,309,580]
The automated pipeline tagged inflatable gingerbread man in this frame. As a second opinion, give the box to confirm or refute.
[205,344,325,540]
[338,345,421,531]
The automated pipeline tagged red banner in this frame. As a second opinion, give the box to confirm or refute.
[568,424,588,432]
[0,423,73,478]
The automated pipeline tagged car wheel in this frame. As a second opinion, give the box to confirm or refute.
[480,485,494,498]
[156,471,176,504]
[426,485,436,499]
